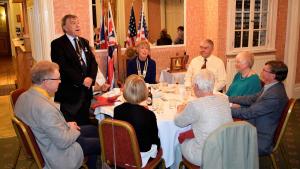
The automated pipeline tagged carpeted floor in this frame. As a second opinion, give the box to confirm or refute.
[0,137,38,169]
[0,96,16,138]
[0,84,16,96]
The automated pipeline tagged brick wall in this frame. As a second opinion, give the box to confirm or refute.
[275,0,288,61]
[51,0,290,82]
[53,0,92,41]
[296,26,300,83]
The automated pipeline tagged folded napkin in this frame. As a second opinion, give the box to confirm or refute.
[91,95,119,109]
[178,129,195,144]
[233,118,243,121]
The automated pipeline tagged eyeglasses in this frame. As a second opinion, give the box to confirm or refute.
[262,69,274,74]
[43,77,61,81]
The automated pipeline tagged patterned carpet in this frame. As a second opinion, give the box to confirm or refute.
[0,137,38,169]
[281,100,300,168]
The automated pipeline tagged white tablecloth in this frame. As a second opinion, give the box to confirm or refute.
[94,90,191,167]
[159,69,186,84]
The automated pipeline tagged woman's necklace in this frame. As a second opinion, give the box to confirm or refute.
[136,57,148,79]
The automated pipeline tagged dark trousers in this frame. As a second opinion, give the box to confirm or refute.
[77,125,100,169]
[61,90,92,126]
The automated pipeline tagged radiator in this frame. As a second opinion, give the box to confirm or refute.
[226,55,276,90]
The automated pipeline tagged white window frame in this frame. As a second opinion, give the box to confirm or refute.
[226,0,278,55]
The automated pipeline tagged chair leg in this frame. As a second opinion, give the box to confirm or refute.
[12,145,21,169]
[279,144,290,169]
[179,161,184,169]
[270,153,278,169]
[161,159,166,169]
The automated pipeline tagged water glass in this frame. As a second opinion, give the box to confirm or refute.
[169,99,177,109]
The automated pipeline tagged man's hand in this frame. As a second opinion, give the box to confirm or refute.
[230,103,241,108]
[68,122,80,130]
[101,83,111,92]
[83,77,93,88]
[177,104,187,114]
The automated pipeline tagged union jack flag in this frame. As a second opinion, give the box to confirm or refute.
[125,5,137,47]
[136,2,148,41]
[99,14,108,49]
[107,2,117,86]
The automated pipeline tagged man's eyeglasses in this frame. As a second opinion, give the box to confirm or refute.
[262,69,274,74]
[43,78,61,81]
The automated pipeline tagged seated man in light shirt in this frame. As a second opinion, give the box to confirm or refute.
[184,39,226,92]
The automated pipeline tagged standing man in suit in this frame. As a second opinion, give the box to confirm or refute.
[229,60,288,155]
[51,14,98,125]
[14,61,100,169]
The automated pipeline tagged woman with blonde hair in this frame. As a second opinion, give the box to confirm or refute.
[127,40,156,84]
[114,74,160,167]
[226,51,261,96]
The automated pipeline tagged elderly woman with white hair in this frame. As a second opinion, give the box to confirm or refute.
[226,51,261,96]
[175,69,233,166]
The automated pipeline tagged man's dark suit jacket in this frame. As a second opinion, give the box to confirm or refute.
[229,82,288,155]
[114,102,161,152]
[51,34,97,109]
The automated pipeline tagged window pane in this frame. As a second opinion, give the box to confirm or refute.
[242,31,249,47]
[262,0,268,11]
[244,0,250,11]
[253,30,259,46]
[261,12,268,29]
[243,13,250,29]
[235,12,242,29]
[234,31,241,48]
[254,13,260,29]
[255,0,261,11]
[236,0,243,11]
[260,30,266,46]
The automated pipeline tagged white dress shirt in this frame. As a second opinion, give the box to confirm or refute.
[66,33,87,64]
[184,55,227,91]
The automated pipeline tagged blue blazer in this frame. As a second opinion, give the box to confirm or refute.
[229,82,288,155]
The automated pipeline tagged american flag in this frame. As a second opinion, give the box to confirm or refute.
[107,2,117,86]
[136,2,148,41]
[125,5,137,47]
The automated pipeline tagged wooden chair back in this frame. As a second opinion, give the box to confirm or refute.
[10,88,26,108]
[272,98,296,151]
[11,116,45,169]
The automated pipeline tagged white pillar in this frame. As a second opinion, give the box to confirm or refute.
[284,0,300,98]
[27,0,55,61]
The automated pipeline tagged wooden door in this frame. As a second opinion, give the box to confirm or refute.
[0,4,11,57]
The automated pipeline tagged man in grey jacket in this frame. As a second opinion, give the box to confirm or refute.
[14,61,100,169]
[230,60,288,155]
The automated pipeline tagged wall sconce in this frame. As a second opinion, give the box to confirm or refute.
[0,10,6,21]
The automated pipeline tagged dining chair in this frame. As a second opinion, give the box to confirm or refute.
[9,88,26,168]
[10,88,26,109]
[179,156,200,169]
[179,121,259,169]
[99,118,165,169]
[11,115,45,169]
[270,98,296,169]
